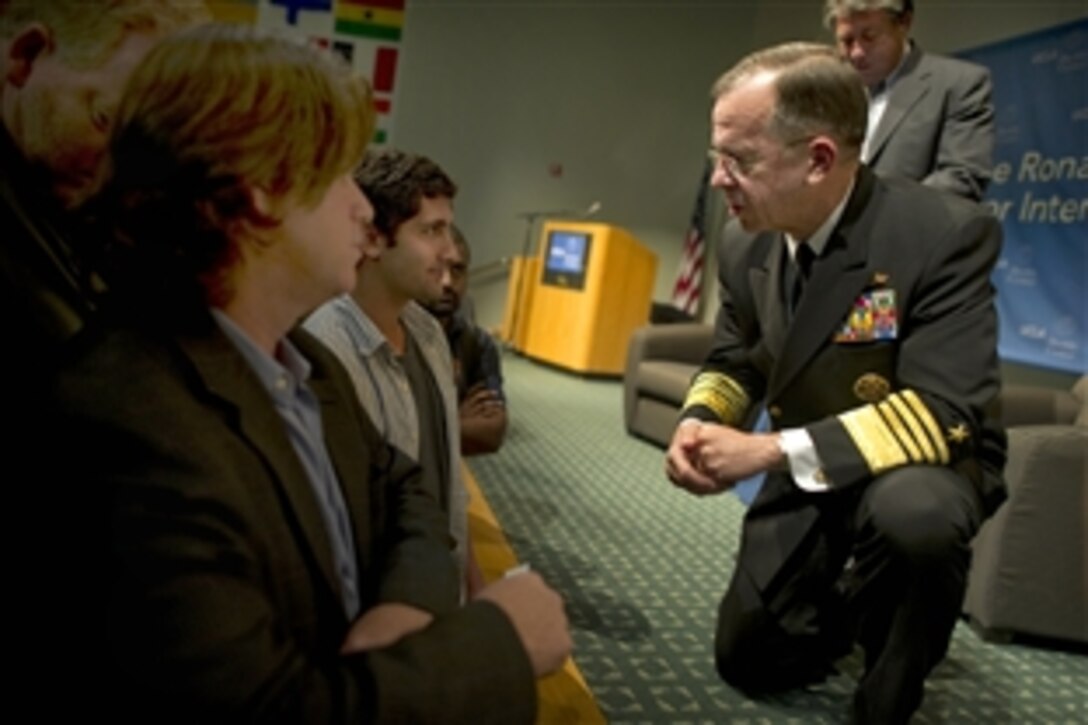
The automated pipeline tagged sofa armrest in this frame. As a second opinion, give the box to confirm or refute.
[624,323,712,434]
[965,424,1088,643]
[996,384,1080,427]
[628,323,713,366]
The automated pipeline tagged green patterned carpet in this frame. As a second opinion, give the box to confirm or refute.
[467,352,1087,724]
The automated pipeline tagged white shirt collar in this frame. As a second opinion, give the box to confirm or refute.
[784,177,856,260]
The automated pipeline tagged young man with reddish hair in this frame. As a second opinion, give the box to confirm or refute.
[52,24,569,722]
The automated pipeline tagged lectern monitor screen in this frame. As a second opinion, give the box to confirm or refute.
[541,230,592,290]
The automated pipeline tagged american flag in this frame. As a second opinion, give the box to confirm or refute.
[671,160,712,316]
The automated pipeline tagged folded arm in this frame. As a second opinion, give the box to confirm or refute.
[84,412,535,722]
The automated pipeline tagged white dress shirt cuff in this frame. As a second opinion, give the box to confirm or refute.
[779,427,830,492]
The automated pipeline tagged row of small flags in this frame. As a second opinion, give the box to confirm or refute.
[209,1,405,145]
[335,0,404,41]
[211,1,404,39]
[265,0,404,39]
[307,36,399,144]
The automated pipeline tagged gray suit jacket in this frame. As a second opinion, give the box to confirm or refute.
[53,319,537,723]
[867,44,994,201]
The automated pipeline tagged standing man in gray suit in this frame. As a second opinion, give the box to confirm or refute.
[825,0,995,200]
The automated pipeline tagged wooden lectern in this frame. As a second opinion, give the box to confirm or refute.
[520,221,657,376]
[499,255,539,352]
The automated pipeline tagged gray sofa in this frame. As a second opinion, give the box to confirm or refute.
[964,375,1088,645]
[623,323,713,447]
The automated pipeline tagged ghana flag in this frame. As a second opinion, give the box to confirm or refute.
[336,0,405,41]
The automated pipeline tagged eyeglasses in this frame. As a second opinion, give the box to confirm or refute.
[707,135,814,179]
[706,148,753,179]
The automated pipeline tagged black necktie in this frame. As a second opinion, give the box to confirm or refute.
[785,243,814,316]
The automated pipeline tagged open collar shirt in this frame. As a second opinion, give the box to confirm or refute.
[211,308,361,618]
[304,297,470,586]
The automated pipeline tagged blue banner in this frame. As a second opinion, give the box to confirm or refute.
[958,19,1087,374]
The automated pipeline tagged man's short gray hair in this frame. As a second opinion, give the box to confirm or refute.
[711,42,868,155]
[822,0,913,30]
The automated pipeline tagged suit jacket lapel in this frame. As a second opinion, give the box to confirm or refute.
[179,326,345,604]
[749,234,788,375]
[768,169,876,399]
[868,45,928,162]
[293,330,374,578]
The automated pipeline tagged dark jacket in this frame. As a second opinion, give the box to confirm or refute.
[685,167,1006,614]
[52,319,537,723]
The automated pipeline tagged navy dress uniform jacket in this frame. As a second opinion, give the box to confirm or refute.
[682,166,1006,619]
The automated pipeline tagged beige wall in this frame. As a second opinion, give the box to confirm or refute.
[391,1,1084,333]
[391,1,1084,386]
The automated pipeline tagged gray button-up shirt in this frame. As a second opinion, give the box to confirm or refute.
[304,297,469,590]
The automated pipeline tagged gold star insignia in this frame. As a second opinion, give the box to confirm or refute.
[947,423,970,444]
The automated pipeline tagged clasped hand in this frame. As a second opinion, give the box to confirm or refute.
[665,420,781,496]
[459,384,504,419]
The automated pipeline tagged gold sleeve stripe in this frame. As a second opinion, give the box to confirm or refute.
[902,389,950,463]
[683,372,750,426]
[883,394,934,462]
[839,389,953,475]
[876,398,925,462]
[840,405,909,473]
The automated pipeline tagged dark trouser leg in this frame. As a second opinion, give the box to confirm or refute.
[846,466,982,725]
[713,561,822,692]
[714,492,859,695]
[714,559,842,694]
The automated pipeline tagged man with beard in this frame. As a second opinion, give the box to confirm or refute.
[1,1,208,388]
[306,149,487,597]
[424,223,508,456]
